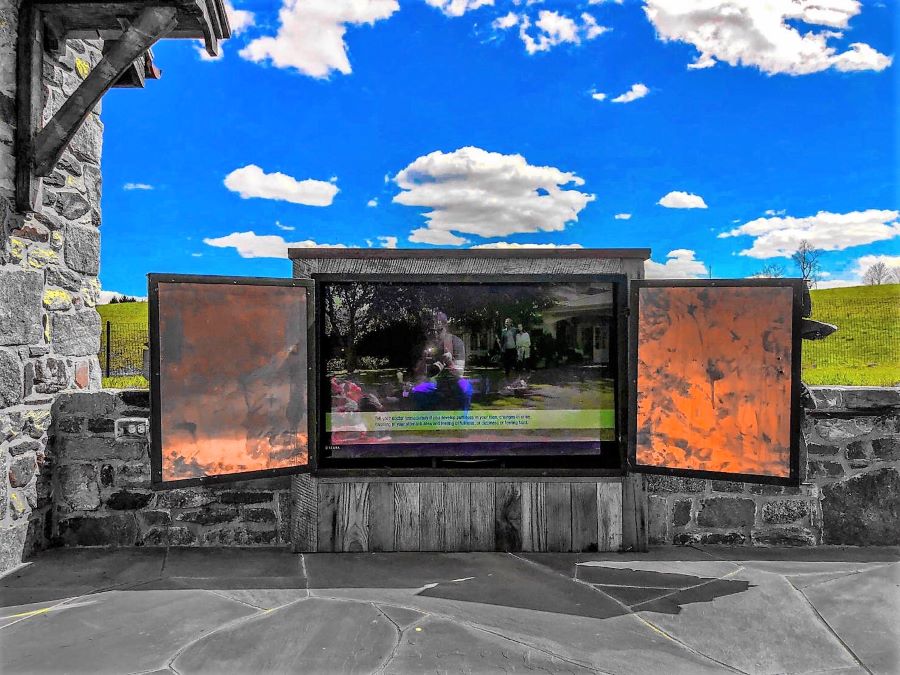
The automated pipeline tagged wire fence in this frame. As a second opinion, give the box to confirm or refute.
[99,321,148,377]
[803,296,899,384]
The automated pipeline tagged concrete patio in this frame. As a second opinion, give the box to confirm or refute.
[1,546,897,675]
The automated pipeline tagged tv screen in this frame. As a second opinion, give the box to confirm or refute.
[319,278,618,460]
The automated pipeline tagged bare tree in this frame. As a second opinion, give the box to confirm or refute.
[791,240,822,287]
[862,261,895,285]
[755,263,786,278]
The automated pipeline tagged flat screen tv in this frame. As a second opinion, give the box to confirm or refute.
[317,276,622,466]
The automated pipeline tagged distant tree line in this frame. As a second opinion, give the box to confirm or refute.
[754,239,898,287]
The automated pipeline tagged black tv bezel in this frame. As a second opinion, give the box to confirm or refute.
[312,273,629,476]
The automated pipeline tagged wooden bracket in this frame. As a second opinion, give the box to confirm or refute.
[13,0,230,213]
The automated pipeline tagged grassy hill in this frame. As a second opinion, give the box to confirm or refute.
[804,283,899,386]
[97,284,898,388]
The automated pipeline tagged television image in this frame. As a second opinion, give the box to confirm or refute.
[318,277,619,461]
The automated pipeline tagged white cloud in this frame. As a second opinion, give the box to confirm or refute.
[275,221,296,231]
[496,10,609,54]
[658,190,707,209]
[203,231,346,258]
[815,255,900,288]
[191,253,203,257]
[394,146,595,246]
[239,0,399,78]
[367,198,378,207]
[644,0,892,76]
[224,165,338,206]
[851,254,900,277]
[470,242,584,249]
[611,83,649,103]
[225,0,255,33]
[426,0,493,17]
[123,182,153,191]
[645,249,709,278]
[764,208,786,216]
[98,291,148,304]
[196,44,225,61]
[493,11,519,29]
[614,213,631,220]
[591,91,607,101]
[377,235,398,248]
[719,209,900,258]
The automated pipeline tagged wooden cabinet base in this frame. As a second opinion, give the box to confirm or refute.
[291,475,629,553]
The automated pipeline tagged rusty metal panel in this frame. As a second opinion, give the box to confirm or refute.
[149,275,314,487]
[629,280,802,485]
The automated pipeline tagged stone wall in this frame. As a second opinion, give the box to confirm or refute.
[649,386,899,547]
[50,391,292,547]
[1,0,105,571]
[43,386,898,551]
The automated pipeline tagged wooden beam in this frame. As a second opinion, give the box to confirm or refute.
[32,5,176,177]
[15,4,44,212]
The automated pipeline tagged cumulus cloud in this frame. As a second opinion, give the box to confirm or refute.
[645,249,709,278]
[614,213,632,220]
[658,190,707,209]
[226,0,255,33]
[275,221,295,231]
[813,254,900,288]
[203,231,346,258]
[224,165,338,206]
[367,198,378,207]
[719,209,900,258]
[239,0,399,78]
[393,146,595,246]
[495,10,609,54]
[426,0,493,17]
[591,91,607,101]
[611,83,649,103]
[470,242,584,249]
[123,182,153,191]
[644,0,892,75]
[377,235,398,248]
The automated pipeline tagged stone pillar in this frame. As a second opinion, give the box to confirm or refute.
[1,0,105,572]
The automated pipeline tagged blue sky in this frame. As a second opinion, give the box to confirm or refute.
[98,0,898,298]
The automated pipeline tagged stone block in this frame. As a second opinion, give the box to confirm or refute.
[0,524,29,574]
[672,499,692,526]
[87,416,115,434]
[202,527,278,546]
[8,438,40,456]
[118,390,150,408]
[64,224,100,274]
[105,490,153,510]
[56,416,84,433]
[809,387,842,409]
[872,437,900,461]
[0,269,43,346]
[46,265,83,291]
[822,468,900,545]
[697,497,755,528]
[100,463,114,486]
[277,491,291,545]
[0,348,22,408]
[697,532,745,545]
[55,390,119,416]
[11,221,49,242]
[8,453,36,487]
[761,499,810,524]
[216,491,275,505]
[845,440,869,460]
[808,461,844,479]
[58,436,145,461]
[51,309,100,357]
[57,463,100,511]
[139,510,172,527]
[52,190,91,220]
[155,489,217,509]
[142,526,196,547]
[711,480,743,493]
[176,507,241,526]
[748,484,784,495]
[117,462,151,487]
[812,417,877,441]
[243,507,277,524]
[58,513,137,546]
[646,475,707,493]
[806,443,838,456]
[875,414,899,435]
[42,288,72,311]
[839,387,900,410]
[30,356,70,393]
[752,528,816,547]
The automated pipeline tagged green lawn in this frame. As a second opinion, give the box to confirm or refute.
[98,301,149,388]
[803,284,899,386]
[100,287,899,388]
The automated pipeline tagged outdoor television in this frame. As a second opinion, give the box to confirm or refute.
[316,275,624,468]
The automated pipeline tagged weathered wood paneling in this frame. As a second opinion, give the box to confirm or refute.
[393,483,420,551]
[367,482,395,552]
[419,482,445,551]
[295,477,625,552]
[494,482,522,551]
[571,482,599,552]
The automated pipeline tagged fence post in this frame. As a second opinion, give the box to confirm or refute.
[105,320,111,377]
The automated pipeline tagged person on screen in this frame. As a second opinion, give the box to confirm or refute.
[516,323,531,371]
[409,310,473,411]
[498,317,518,378]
